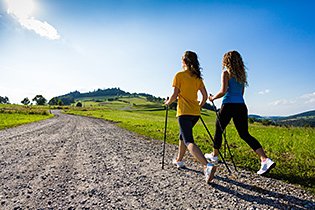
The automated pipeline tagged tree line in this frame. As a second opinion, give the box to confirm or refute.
[0,95,47,105]
[0,96,10,104]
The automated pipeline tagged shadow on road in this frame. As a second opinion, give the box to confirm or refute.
[179,166,203,175]
[179,166,314,209]
[211,175,314,209]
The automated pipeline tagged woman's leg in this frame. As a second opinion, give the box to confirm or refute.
[233,104,276,175]
[232,104,267,161]
[187,143,208,166]
[178,116,217,182]
[254,148,268,162]
[213,104,232,156]
[176,140,187,162]
[178,116,208,166]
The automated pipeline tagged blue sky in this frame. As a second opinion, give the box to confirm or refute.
[0,0,314,116]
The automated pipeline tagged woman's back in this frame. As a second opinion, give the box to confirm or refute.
[173,70,204,116]
[222,76,244,104]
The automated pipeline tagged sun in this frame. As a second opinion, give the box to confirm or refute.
[6,0,36,18]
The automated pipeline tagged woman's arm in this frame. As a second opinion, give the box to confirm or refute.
[165,87,180,105]
[209,70,229,101]
[199,86,208,108]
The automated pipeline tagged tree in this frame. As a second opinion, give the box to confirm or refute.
[32,95,47,105]
[58,99,64,106]
[59,96,74,105]
[76,102,83,107]
[261,119,276,126]
[48,97,58,105]
[21,97,30,105]
[0,96,10,104]
[248,118,255,124]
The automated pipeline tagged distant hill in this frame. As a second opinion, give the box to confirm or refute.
[249,110,315,127]
[62,88,128,99]
[48,88,163,106]
[282,110,315,119]
[49,87,215,111]
[275,110,315,127]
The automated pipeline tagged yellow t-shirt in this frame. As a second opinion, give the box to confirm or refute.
[172,70,205,117]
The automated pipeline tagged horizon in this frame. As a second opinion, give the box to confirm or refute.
[4,86,315,118]
[0,0,314,116]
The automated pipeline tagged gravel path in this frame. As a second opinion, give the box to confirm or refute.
[0,111,314,209]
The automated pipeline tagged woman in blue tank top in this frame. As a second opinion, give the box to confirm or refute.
[205,50,276,176]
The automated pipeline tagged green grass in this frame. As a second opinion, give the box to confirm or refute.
[75,96,162,110]
[65,101,315,194]
[0,104,53,130]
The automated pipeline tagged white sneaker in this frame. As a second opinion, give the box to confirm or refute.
[205,153,219,165]
[204,163,216,183]
[172,159,185,169]
[257,158,276,175]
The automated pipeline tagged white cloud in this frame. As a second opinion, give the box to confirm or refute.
[18,17,60,40]
[258,89,270,95]
[6,0,60,40]
[269,91,315,109]
[300,92,315,104]
[269,99,296,106]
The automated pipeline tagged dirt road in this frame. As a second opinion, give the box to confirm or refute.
[0,111,314,209]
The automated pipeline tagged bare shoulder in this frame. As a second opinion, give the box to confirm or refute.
[222,70,229,76]
[222,70,230,79]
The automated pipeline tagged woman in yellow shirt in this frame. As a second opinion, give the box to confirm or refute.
[165,51,216,183]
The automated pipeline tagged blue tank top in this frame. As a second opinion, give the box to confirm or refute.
[222,77,245,104]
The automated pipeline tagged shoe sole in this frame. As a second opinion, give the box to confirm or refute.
[206,166,217,183]
[205,158,219,165]
[172,160,185,169]
[260,162,276,175]
[205,155,219,164]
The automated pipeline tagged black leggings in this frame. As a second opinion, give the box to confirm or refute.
[214,103,262,151]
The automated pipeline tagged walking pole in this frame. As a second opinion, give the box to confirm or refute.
[199,116,232,174]
[210,100,238,172]
[223,131,227,158]
[212,101,227,157]
[161,97,169,170]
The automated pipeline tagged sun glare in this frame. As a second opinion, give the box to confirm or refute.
[5,0,60,40]
[6,0,36,18]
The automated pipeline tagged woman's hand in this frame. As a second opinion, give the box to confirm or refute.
[164,97,170,106]
[165,87,179,106]
[209,95,214,102]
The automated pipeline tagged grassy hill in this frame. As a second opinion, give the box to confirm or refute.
[275,110,315,127]
[49,88,163,106]
[78,95,164,111]
[249,110,315,127]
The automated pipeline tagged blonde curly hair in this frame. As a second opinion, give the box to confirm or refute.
[222,50,248,86]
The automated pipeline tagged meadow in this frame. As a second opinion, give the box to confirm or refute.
[0,104,53,130]
[65,97,315,193]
